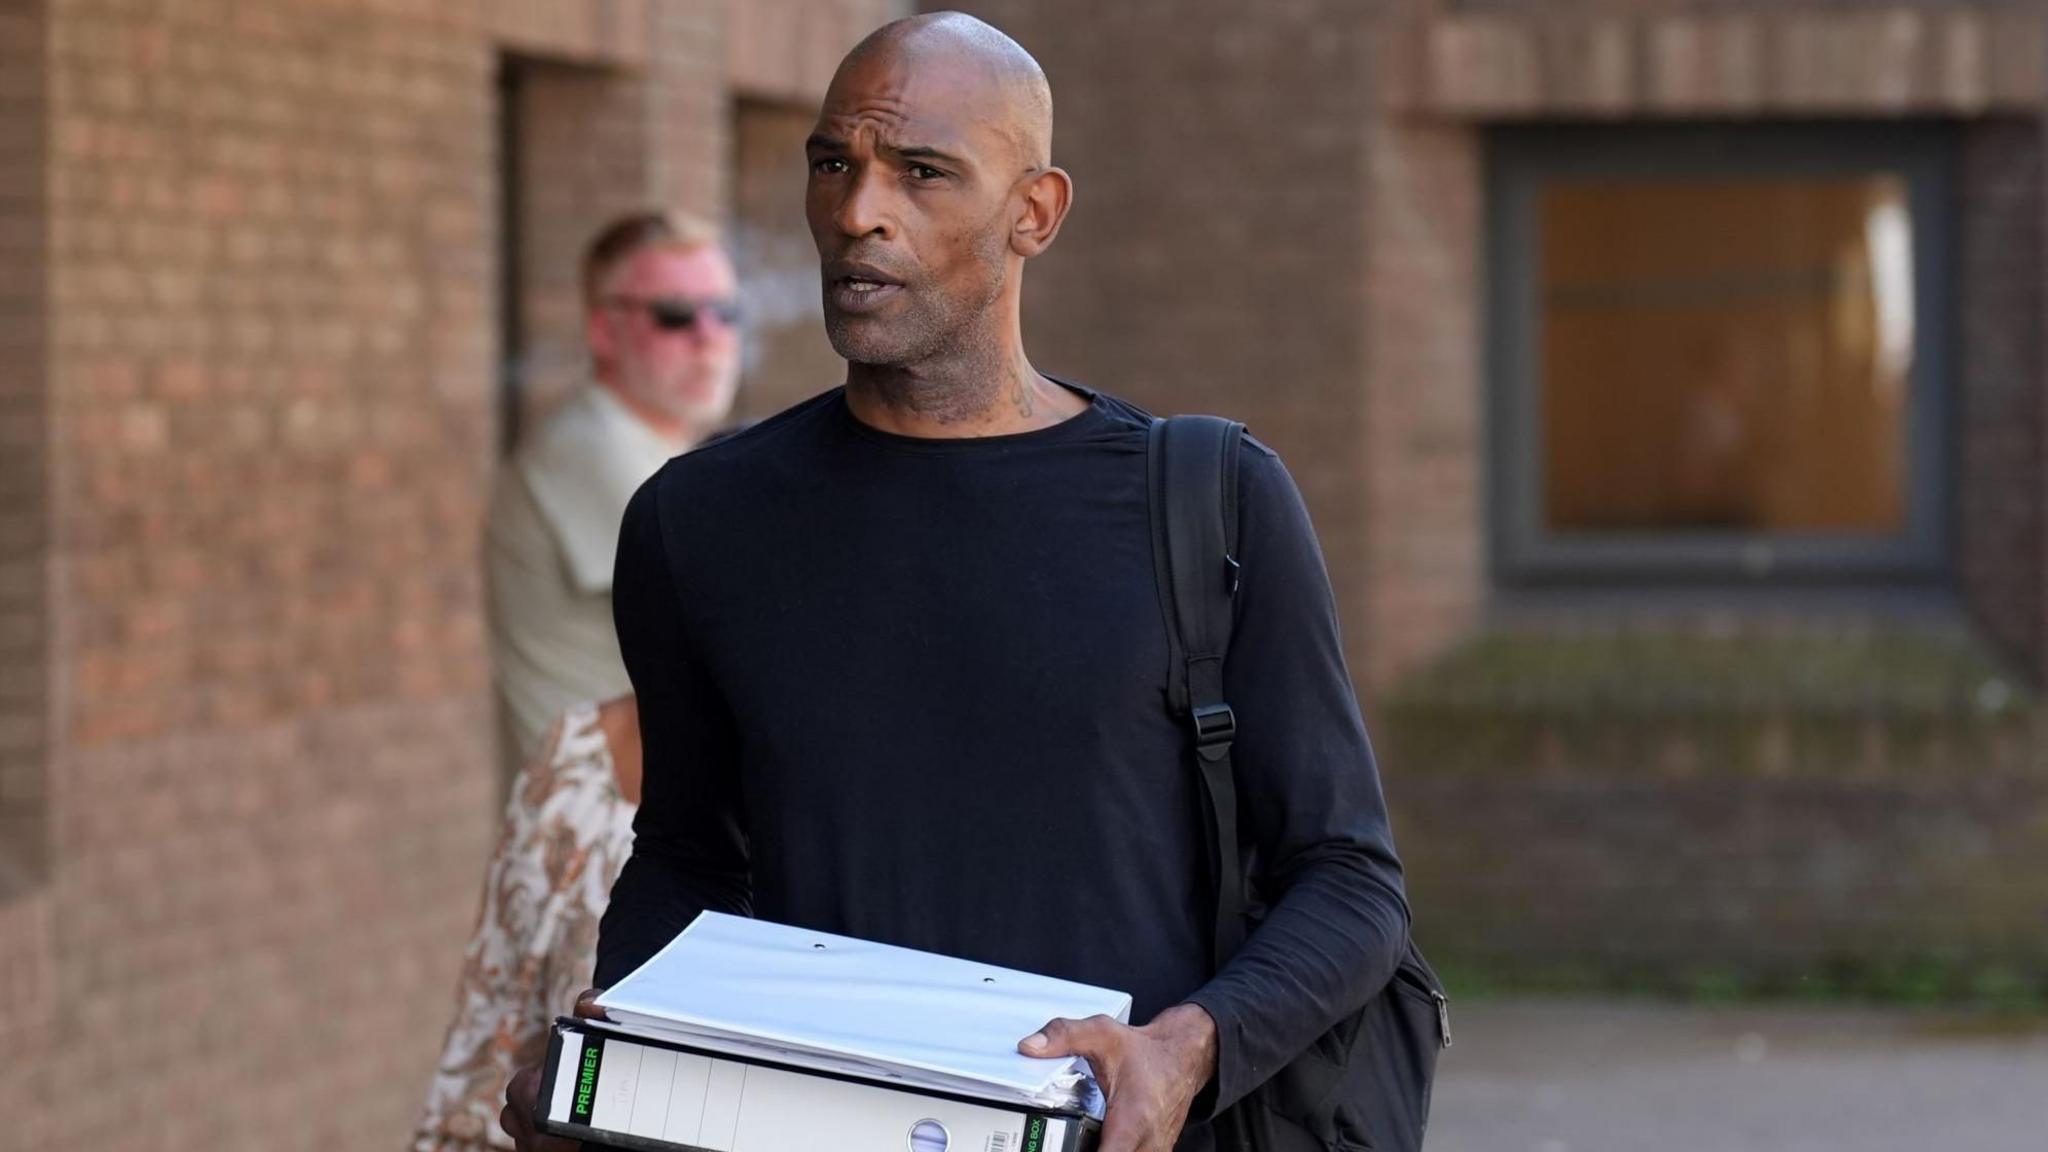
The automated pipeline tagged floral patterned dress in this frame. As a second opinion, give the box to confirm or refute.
[412,703,637,1151]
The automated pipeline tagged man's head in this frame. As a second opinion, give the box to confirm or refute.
[807,12,1071,369]
[582,210,741,442]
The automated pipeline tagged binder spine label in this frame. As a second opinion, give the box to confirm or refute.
[571,1035,605,1123]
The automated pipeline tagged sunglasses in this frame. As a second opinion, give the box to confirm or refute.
[604,294,742,332]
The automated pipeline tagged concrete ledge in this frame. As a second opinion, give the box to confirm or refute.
[1413,9,2047,118]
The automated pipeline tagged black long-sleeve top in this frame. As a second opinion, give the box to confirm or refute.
[597,383,1409,1147]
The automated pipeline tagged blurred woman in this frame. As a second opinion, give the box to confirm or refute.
[412,696,641,1151]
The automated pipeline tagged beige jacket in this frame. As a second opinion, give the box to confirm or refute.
[486,385,679,770]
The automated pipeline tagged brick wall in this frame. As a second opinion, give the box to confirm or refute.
[506,58,675,431]
[727,0,905,103]
[493,0,654,66]
[40,1,499,1147]
[1958,121,2044,672]
[1373,12,2048,987]
[940,0,1381,688]
[1361,117,1486,691]
[930,0,2048,990]
[732,99,846,421]
[5,4,2046,1147]
[0,3,911,1147]
[504,0,727,438]
[1415,4,2048,117]
[1385,3,2048,688]
[1378,13,2048,989]
[646,1,728,225]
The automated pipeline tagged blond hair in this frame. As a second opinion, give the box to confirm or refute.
[581,209,721,306]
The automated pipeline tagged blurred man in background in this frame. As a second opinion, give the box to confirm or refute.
[486,211,741,778]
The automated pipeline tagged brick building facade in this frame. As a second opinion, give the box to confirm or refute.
[6,1,2048,1148]
[951,0,2048,996]
[0,1,899,1147]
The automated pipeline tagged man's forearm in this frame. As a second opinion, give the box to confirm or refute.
[1183,852,1408,1116]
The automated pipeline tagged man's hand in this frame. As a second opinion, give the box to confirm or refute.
[1019,1003,1218,1152]
[500,987,608,1151]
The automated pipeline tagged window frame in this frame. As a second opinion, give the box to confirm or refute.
[1486,123,1957,587]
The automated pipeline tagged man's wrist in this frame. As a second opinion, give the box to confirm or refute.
[1151,1002,1220,1083]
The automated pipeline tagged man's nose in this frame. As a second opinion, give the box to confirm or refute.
[832,169,894,240]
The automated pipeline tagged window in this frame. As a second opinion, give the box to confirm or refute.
[1488,126,1954,584]
[1,0,47,903]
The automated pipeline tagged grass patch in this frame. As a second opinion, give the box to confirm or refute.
[1384,628,2029,719]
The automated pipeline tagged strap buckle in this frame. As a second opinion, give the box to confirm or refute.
[1191,703,1237,751]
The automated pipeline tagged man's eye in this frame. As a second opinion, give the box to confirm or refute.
[909,165,945,181]
[811,158,848,175]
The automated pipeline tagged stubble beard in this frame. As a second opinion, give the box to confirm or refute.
[621,355,739,438]
[825,250,1013,425]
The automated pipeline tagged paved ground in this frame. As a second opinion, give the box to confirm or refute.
[1424,998,2048,1152]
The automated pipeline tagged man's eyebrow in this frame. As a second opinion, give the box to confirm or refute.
[891,144,967,167]
[803,133,969,168]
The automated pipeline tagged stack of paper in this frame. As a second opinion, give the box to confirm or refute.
[594,912,1132,1113]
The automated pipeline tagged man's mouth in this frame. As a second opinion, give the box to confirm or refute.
[828,280,902,314]
[825,262,906,314]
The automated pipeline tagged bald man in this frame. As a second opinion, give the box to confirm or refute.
[501,14,1409,1152]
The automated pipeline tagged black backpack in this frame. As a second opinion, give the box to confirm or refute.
[1146,415,1450,1152]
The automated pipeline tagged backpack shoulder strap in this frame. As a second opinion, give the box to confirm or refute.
[1146,414,1247,969]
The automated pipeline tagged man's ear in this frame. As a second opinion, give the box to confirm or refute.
[585,306,616,368]
[1010,166,1073,258]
